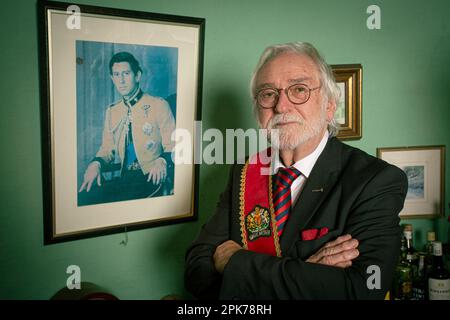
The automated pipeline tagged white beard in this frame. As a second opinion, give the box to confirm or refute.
[265,108,327,151]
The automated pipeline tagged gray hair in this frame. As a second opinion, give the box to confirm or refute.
[249,42,340,137]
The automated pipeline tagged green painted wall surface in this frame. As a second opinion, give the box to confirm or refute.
[0,0,449,299]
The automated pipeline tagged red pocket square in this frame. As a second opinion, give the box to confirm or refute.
[301,227,329,241]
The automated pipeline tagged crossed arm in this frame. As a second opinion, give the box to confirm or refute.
[185,164,407,299]
[214,234,359,274]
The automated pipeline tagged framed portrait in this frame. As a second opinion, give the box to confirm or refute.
[331,64,362,140]
[38,1,204,244]
[377,146,445,219]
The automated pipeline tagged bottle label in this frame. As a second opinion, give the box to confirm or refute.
[432,242,443,256]
[412,287,425,300]
[429,278,450,300]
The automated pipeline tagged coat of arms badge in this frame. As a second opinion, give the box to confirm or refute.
[246,205,271,241]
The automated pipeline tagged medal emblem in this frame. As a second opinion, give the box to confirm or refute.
[143,122,153,135]
[142,104,151,117]
[246,205,271,241]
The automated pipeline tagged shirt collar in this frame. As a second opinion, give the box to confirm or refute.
[123,88,143,107]
[272,130,329,178]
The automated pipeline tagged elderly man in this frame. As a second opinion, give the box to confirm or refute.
[78,51,175,206]
[185,42,407,299]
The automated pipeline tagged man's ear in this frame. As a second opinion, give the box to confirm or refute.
[135,70,142,83]
[326,99,336,123]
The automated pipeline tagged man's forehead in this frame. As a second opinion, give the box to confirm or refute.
[258,76,314,87]
[256,53,320,84]
[112,61,132,70]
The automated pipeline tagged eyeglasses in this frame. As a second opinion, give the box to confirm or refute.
[255,83,321,109]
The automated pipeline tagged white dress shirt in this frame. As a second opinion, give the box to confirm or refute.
[272,131,329,206]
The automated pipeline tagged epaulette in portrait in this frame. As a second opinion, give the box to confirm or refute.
[107,100,121,109]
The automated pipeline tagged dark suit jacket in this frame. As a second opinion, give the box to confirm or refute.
[185,137,408,299]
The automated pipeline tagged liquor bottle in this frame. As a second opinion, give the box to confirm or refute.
[403,225,418,277]
[428,241,450,300]
[412,253,427,300]
[425,231,436,255]
[424,231,436,277]
[392,237,413,300]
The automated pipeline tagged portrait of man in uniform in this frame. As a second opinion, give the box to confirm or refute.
[76,42,178,206]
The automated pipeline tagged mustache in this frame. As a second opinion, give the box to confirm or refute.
[267,114,303,129]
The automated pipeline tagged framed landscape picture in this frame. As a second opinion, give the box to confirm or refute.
[331,64,362,140]
[38,1,204,243]
[377,146,445,219]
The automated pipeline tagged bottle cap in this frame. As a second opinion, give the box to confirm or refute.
[403,224,413,232]
[427,231,436,242]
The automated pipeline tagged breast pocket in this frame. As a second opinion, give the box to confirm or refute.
[293,228,341,260]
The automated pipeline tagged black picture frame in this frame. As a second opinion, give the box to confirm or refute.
[38,0,204,244]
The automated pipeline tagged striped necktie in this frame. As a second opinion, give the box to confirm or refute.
[273,167,301,237]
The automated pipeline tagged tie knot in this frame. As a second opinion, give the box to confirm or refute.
[276,167,301,186]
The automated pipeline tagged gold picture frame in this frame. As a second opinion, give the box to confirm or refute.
[377,145,445,219]
[331,64,362,140]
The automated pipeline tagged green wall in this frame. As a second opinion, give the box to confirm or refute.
[0,0,449,299]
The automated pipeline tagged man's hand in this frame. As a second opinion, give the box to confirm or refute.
[213,240,243,274]
[306,234,359,268]
[147,157,167,185]
[79,161,101,192]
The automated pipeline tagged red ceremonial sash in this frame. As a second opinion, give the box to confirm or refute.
[239,148,282,257]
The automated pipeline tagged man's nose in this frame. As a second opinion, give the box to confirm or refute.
[274,90,294,114]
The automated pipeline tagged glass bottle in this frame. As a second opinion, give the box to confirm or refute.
[403,224,418,277]
[425,231,436,255]
[412,253,427,300]
[428,241,450,300]
[424,231,436,277]
[392,237,413,300]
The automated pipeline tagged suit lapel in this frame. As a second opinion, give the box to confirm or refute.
[280,138,343,254]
